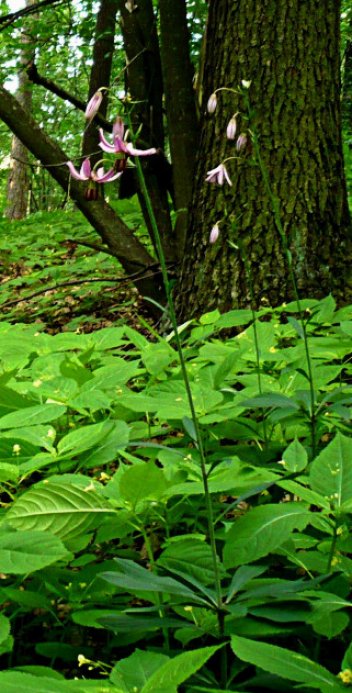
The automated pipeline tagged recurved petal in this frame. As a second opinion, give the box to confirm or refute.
[125,144,157,157]
[66,161,88,181]
[98,128,116,153]
[92,168,123,183]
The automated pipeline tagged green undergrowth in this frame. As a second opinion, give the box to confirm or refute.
[0,202,149,332]
[0,295,352,691]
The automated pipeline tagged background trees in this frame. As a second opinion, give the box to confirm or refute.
[0,0,351,317]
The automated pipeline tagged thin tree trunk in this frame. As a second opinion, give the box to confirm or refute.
[159,0,199,253]
[178,0,352,317]
[5,0,36,220]
[118,0,176,262]
[82,0,118,163]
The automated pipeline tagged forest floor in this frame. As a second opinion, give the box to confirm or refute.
[0,207,154,334]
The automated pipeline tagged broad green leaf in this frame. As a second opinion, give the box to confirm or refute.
[0,387,34,416]
[241,393,299,410]
[141,342,176,375]
[0,530,69,573]
[99,612,187,633]
[10,667,64,680]
[310,433,352,509]
[226,565,267,603]
[141,645,221,693]
[231,635,344,691]
[57,421,117,457]
[0,463,19,483]
[0,587,50,609]
[4,483,114,539]
[119,463,168,509]
[278,479,330,510]
[85,361,140,390]
[157,537,220,586]
[311,611,349,638]
[0,672,86,692]
[110,649,169,691]
[0,613,10,645]
[282,438,308,472]
[0,404,66,430]
[100,558,207,604]
[223,503,310,568]
[72,609,127,629]
[215,309,253,328]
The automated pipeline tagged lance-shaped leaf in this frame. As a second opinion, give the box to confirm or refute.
[223,503,310,568]
[100,558,210,605]
[231,635,344,692]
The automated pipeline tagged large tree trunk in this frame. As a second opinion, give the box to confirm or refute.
[177,0,352,318]
[5,0,36,220]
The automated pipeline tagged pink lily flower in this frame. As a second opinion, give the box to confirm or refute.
[66,157,122,183]
[205,163,232,186]
[99,117,157,157]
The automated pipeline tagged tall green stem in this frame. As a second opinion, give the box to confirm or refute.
[127,114,223,611]
[233,232,268,446]
[245,94,316,457]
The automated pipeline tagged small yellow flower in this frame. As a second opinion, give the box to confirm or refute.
[12,444,21,455]
[338,669,352,684]
[78,654,91,667]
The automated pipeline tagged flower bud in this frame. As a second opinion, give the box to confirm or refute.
[209,223,220,244]
[236,133,248,152]
[207,92,217,114]
[226,115,237,140]
[241,79,251,89]
[84,89,103,120]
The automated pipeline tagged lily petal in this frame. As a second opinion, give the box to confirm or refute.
[125,144,157,157]
[66,160,90,181]
[80,158,92,178]
[113,117,125,140]
[92,168,123,183]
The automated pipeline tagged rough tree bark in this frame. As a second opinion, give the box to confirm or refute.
[177,0,352,317]
[5,0,36,220]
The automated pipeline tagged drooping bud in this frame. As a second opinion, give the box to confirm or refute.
[207,92,217,114]
[125,0,137,11]
[226,115,237,140]
[236,133,248,152]
[209,223,220,244]
[84,89,104,120]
